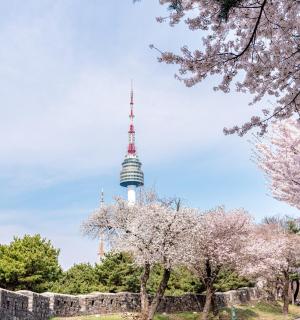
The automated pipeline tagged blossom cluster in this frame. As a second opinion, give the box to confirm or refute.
[83,197,197,269]
[255,119,300,210]
[240,223,300,279]
[154,0,300,135]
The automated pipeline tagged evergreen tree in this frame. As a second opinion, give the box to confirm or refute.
[147,265,203,296]
[214,268,253,292]
[50,263,102,294]
[0,234,61,292]
[95,252,142,293]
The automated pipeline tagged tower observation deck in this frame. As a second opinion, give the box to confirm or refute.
[120,88,144,204]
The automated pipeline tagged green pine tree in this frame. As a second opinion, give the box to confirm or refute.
[95,252,142,293]
[0,234,61,292]
[50,263,103,294]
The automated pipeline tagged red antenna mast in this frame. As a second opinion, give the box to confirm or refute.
[127,83,136,155]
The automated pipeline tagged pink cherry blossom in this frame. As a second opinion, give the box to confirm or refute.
[152,0,300,135]
[241,223,300,315]
[254,119,300,210]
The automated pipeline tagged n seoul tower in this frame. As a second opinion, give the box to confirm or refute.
[120,87,144,205]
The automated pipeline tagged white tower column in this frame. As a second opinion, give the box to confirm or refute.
[128,185,136,206]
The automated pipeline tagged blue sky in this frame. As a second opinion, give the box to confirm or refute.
[0,0,297,269]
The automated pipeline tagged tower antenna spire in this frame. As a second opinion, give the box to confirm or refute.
[128,82,136,156]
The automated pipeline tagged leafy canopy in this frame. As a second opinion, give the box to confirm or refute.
[50,263,102,294]
[51,252,141,294]
[0,234,61,292]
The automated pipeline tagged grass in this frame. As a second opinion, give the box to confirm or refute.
[155,312,199,320]
[52,302,300,320]
[219,301,300,319]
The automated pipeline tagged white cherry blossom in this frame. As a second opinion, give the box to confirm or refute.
[254,119,300,210]
[151,0,300,135]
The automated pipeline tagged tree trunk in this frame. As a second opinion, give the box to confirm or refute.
[202,284,214,320]
[282,272,290,316]
[140,263,150,320]
[292,279,299,304]
[147,268,171,320]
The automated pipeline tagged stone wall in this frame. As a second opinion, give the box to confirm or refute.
[78,292,141,315]
[0,289,29,320]
[41,292,81,317]
[0,287,261,319]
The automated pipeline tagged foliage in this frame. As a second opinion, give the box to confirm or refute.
[167,0,183,13]
[214,268,253,292]
[152,0,299,135]
[147,265,203,296]
[95,252,141,293]
[149,264,252,295]
[50,253,140,294]
[97,256,204,296]
[215,0,243,21]
[160,0,246,21]
[50,263,102,294]
[0,234,61,292]
[255,119,300,210]
[286,219,300,235]
[50,252,250,295]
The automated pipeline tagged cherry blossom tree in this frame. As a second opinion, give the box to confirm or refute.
[263,216,300,304]
[148,0,300,135]
[82,194,196,320]
[187,207,253,320]
[241,223,300,315]
[254,119,300,210]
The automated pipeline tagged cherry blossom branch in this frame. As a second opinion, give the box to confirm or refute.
[224,91,300,136]
[228,0,267,61]
[151,0,299,135]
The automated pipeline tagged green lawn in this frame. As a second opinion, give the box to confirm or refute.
[219,302,300,319]
[52,302,300,320]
